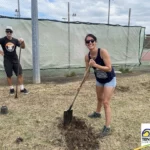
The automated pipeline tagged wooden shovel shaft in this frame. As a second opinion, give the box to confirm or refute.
[68,65,90,110]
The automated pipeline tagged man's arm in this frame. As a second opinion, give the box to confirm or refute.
[0,38,4,56]
[0,50,4,56]
[18,38,25,49]
[0,37,4,45]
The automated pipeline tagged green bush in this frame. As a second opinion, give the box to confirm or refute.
[65,71,76,77]
[119,67,131,73]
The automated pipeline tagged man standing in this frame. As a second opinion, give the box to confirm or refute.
[0,26,28,95]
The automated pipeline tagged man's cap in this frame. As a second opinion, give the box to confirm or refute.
[5,26,13,31]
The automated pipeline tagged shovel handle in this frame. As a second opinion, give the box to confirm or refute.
[68,65,90,110]
[79,65,91,88]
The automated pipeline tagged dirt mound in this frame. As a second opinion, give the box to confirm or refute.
[58,116,100,150]
[140,81,150,90]
[116,85,130,92]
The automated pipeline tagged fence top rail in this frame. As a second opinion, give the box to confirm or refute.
[0,15,146,29]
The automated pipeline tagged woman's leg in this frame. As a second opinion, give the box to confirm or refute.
[96,85,104,113]
[103,77,116,127]
[88,80,104,118]
[103,86,115,127]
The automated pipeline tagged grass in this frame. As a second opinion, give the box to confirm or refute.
[0,73,150,150]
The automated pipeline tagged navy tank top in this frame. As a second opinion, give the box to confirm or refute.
[88,48,115,84]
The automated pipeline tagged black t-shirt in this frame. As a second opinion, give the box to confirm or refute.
[0,36,20,60]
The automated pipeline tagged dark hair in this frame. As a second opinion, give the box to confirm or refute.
[85,34,97,42]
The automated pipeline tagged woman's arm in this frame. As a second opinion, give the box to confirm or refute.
[89,48,112,72]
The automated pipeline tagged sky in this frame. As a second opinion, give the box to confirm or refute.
[0,0,149,34]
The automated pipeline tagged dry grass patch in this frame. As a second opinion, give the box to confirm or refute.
[0,73,150,150]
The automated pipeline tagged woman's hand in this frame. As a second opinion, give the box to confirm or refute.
[89,59,96,67]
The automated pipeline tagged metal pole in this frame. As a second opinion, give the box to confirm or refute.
[68,2,70,69]
[31,0,41,83]
[128,8,131,26]
[125,8,131,68]
[17,0,20,18]
[108,0,110,24]
[107,0,110,41]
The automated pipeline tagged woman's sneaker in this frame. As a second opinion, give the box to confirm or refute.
[20,88,29,94]
[88,112,101,118]
[9,89,15,95]
[100,125,111,138]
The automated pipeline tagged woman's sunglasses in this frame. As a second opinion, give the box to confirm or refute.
[85,39,95,44]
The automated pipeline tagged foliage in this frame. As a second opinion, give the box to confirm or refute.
[119,67,132,73]
[65,71,76,77]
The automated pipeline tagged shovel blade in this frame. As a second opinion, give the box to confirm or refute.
[63,109,73,126]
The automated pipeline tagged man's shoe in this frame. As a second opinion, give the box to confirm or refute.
[88,112,101,118]
[100,125,111,138]
[10,89,15,95]
[20,88,29,94]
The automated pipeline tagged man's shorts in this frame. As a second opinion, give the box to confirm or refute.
[4,58,22,77]
[96,77,116,87]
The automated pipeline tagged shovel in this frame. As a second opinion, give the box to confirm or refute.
[63,65,90,126]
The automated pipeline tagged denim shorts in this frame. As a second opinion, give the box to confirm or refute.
[96,77,116,87]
